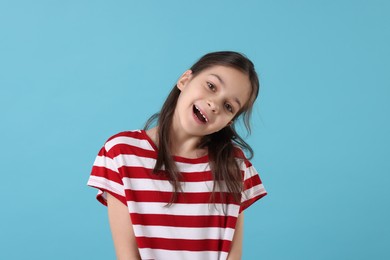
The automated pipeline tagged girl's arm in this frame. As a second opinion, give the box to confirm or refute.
[227,212,244,260]
[107,193,141,260]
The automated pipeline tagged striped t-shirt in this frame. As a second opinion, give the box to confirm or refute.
[87,130,267,260]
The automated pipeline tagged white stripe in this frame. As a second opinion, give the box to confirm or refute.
[243,165,258,181]
[87,175,125,197]
[93,155,119,173]
[123,178,228,193]
[241,184,266,203]
[127,201,240,217]
[139,248,228,260]
[114,154,156,169]
[114,154,211,172]
[105,135,154,152]
[133,225,235,241]
[98,190,107,201]
[176,160,210,172]
[124,177,174,192]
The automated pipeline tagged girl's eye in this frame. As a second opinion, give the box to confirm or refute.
[225,103,233,113]
[207,82,216,91]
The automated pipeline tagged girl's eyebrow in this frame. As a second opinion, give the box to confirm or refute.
[210,73,242,108]
[234,97,242,109]
[210,73,225,86]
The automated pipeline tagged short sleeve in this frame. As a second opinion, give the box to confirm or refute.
[239,161,267,213]
[86,144,127,206]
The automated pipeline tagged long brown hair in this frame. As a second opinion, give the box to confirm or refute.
[144,51,260,204]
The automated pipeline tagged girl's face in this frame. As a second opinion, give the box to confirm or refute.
[173,65,252,138]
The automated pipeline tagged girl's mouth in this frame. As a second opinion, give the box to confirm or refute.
[193,105,208,123]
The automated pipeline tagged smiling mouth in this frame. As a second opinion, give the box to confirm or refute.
[193,105,208,123]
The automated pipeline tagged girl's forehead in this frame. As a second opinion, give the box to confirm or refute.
[201,65,249,84]
[198,66,248,81]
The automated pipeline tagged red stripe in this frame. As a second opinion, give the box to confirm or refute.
[131,213,238,229]
[97,147,106,156]
[120,166,215,182]
[109,144,157,160]
[171,154,210,164]
[244,159,252,167]
[125,190,239,204]
[137,237,231,252]
[243,174,261,190]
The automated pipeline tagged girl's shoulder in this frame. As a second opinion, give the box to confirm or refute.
[102,129,155,154]
[232,145,253,168]
[232,145,248,159]
[105,129,143,142]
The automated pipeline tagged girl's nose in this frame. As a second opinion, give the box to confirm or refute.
[207,100,219,113]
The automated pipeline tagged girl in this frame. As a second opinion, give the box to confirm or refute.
[87,51,267,260]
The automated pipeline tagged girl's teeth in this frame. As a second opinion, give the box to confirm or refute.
[195,105,208,122]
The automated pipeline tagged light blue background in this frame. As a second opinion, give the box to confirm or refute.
[1,0,389,259]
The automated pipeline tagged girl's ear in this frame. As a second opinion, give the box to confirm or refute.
[177,70,192,90]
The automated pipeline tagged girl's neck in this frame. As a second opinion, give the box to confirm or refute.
[170,117,207,158]
[145,126,207,159]
[170,137,207,159]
